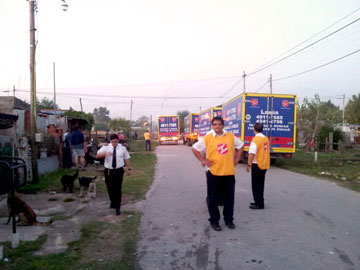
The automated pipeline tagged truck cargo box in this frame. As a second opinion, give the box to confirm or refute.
[199,107,222,137]
[183,113,199,146]
[157,115,180,145]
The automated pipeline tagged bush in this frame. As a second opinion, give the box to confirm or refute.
[318,125,343,150]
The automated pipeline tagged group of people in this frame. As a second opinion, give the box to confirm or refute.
[192,117,270,231]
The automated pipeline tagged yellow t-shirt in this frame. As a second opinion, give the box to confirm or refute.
[144,132,150,140]
[252,135,270,170]
[204,132,236,176]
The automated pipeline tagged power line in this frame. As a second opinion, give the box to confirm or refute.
[251,7,360,72]
[273,48,360,81]
[248,16,360,76]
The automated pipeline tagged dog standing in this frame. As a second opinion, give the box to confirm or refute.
[6,192,52,226]
[60,170,78,193]
[78,176,97,199]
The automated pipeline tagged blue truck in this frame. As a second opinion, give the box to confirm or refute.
[222,93,296,161]
[199,106,222,137]
[157,115,180,145]
[183,113,199,146]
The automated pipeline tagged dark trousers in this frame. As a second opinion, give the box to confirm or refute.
[63,147,72,168]
[104,168,124,210]
[251,164,267,208]
[206,171,235,224]
[145,140,151,151]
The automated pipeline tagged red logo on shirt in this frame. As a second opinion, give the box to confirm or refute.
[264,142,268,152]
[282,100,289,108]
[217,144,228,155]
[251,99,258,106]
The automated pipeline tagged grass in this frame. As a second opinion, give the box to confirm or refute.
[275,148,360,192]
[2,141,157,270]
[0,212,141,270]
[19,168,76,194]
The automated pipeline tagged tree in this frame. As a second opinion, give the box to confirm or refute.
[36,97,58,110]
[135,115,149,128]
[177,110,190,133]
[297,94,341,147]
[345,93,360,124]
[64,107,94,131]
[110,117,131,134]
[93,107,111,131]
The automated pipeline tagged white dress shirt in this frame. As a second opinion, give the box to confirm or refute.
[97,144,131,169]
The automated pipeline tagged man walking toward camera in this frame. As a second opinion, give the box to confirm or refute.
[192,117,244,231]
[247,123,270,210]
[96,134,132,215]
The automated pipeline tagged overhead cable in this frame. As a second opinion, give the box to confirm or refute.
[248,16,360,76]
[273,48,360,81]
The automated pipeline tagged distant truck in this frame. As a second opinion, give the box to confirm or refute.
[157,115,180,145]
[199,106,222,137]
[222,93,296,162]
[183,113,199,146]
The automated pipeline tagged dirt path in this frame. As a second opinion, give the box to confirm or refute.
[0,166,142,256]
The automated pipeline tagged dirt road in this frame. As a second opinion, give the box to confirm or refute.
[136,144,360,270]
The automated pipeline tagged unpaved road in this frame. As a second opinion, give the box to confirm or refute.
[136,145,360,270]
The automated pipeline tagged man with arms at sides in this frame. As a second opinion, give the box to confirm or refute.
[96,134,132,215]
[70,126,86,170]
[144,129,151,151]
[192,117,244,231]
[246,123,270,210]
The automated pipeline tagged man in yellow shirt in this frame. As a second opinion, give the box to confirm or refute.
[144,130,151,151]
[246,123,270,210]
[192,117,244,231]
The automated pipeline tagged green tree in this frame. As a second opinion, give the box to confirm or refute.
[64,107,94,131]
[177,110,190,133]
[93,107,111,131]
[36,97,58,110]
[297,94,341,146]
[135,115,149,128]
[110,117,131,134]
[345,93,360,124]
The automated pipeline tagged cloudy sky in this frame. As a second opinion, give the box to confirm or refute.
[0,0,359,120]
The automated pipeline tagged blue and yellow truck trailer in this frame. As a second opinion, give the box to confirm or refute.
[183,113,200,146]
[199,106,223,137]
[157,115,180,145]
[222,93,296,161]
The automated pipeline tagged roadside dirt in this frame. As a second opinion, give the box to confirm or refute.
[0,166,140,259]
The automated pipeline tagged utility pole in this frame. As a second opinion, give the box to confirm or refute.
[53,62,56,114]
[150,115,152,133]
[242,71,246,93]
[130,99,133,121]
[342,93,345,126]
[29,0,39,182]
[79,98,83,112]
[269,74,272,94]
[13,85,15,97]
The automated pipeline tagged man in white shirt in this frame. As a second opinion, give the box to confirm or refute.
[96,134,132,215]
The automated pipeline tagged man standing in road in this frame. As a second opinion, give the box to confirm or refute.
[144,129,151,151]
[70,126,86,170]
[192,117,244,231]
[96,134,132,215]
[246,123,270,210]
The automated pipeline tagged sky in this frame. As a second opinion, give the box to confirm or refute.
[0,0,359,121]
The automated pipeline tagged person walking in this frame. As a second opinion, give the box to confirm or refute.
[192,117,244,231]
[144,129,151,151]
[96,134,132,215]
[70,126,86,170]
[246,123,270,210]
[62,129,72,168]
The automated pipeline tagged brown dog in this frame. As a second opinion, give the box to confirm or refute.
[5,192,52,226]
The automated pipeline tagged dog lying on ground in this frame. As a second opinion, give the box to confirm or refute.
[78,176,97,199]
[5,192,52,226]
[60,170,78,193]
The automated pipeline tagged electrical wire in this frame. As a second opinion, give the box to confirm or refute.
[248,16,360,76]
[273,48,360,81]
[251,7,360,72]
